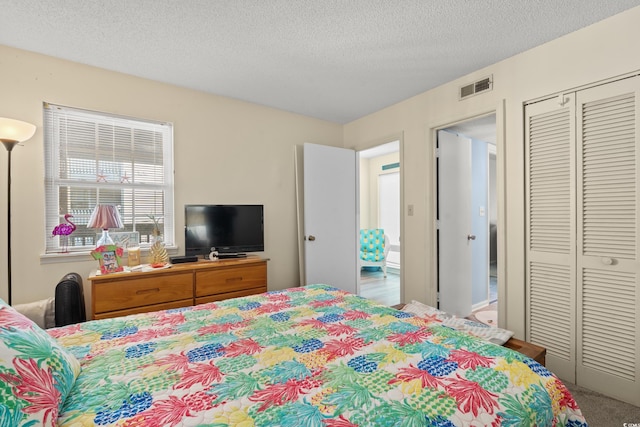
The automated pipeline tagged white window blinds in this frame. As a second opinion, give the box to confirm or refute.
[43,103,174,253]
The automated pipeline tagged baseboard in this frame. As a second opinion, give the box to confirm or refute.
[472,299,490,311]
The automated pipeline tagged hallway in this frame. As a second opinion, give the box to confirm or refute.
[359,268,400,306]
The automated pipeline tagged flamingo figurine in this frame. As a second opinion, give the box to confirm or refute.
[52,213,76,252]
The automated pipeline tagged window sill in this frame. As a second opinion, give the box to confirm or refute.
[40,245,179,264]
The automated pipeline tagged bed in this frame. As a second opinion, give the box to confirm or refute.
[1,284,587,426]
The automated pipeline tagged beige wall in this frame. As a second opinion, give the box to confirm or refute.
[0,45,343,309]
[344,6,640,337]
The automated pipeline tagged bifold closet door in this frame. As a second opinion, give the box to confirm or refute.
[526,76,640,406]
[575,77,640,406]
[525,94,577,383]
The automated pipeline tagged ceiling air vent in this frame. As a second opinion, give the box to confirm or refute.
[459,75,493,100]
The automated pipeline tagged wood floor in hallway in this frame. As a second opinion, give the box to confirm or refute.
[359,268,400,306]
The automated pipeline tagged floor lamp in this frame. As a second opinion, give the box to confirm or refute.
[0,118,36,305]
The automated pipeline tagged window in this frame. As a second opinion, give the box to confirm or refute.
[43,103,174,254]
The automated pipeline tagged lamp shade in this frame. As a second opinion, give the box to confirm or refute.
[0,118,36,143]
[87,204,124,230]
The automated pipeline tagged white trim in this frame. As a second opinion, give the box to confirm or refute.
[427,102,507,328]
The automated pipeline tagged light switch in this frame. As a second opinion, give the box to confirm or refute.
[479,206,486,216]
[408,204,414,216]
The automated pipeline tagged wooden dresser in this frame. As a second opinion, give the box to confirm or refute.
[89,257,268,320]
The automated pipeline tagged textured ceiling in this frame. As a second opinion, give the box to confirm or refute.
[1,1,639,123]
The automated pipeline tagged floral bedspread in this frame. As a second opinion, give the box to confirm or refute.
[50,284,587,426]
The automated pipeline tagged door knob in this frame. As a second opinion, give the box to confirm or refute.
[467,234,476,241]
[308,235,316,241]
[602,257,613,265]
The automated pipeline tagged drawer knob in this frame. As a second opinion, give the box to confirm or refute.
[226,277,243,283]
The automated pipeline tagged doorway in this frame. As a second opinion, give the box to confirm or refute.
[358,141,401,306]
[437,114,497,322]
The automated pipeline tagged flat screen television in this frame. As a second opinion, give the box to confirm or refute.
[185,204,264,257]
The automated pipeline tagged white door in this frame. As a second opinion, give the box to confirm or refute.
[438,130,473,317]
[301,143,358,294]
[525,94,577,383]
[575,78,640,405]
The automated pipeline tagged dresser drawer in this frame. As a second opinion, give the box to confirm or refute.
[93,299,193,320]
[195,262,266,297]
[195,286,267,305]
[93,272,193,315]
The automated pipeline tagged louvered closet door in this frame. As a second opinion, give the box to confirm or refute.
[576,77,640,406]
[525,94,577,383]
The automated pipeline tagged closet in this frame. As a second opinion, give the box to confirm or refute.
[525,75,640,406]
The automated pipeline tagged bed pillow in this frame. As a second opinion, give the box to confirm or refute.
[402,300,514,345]
[13,297,56,329]
[0,298,81,427]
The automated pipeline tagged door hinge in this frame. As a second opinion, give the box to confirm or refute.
[435,148,440,158]
[436,220,440,230]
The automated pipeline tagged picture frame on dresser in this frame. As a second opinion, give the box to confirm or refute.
[91,244,124,274]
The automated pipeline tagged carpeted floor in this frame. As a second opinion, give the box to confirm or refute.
[564,381,640,425]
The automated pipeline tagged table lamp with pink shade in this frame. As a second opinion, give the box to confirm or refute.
[87,204,124,247]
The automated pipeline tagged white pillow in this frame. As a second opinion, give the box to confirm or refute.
[13,297,56,329]
[402,300,514,345]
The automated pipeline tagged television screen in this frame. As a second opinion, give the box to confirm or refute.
[185,205,264,256]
